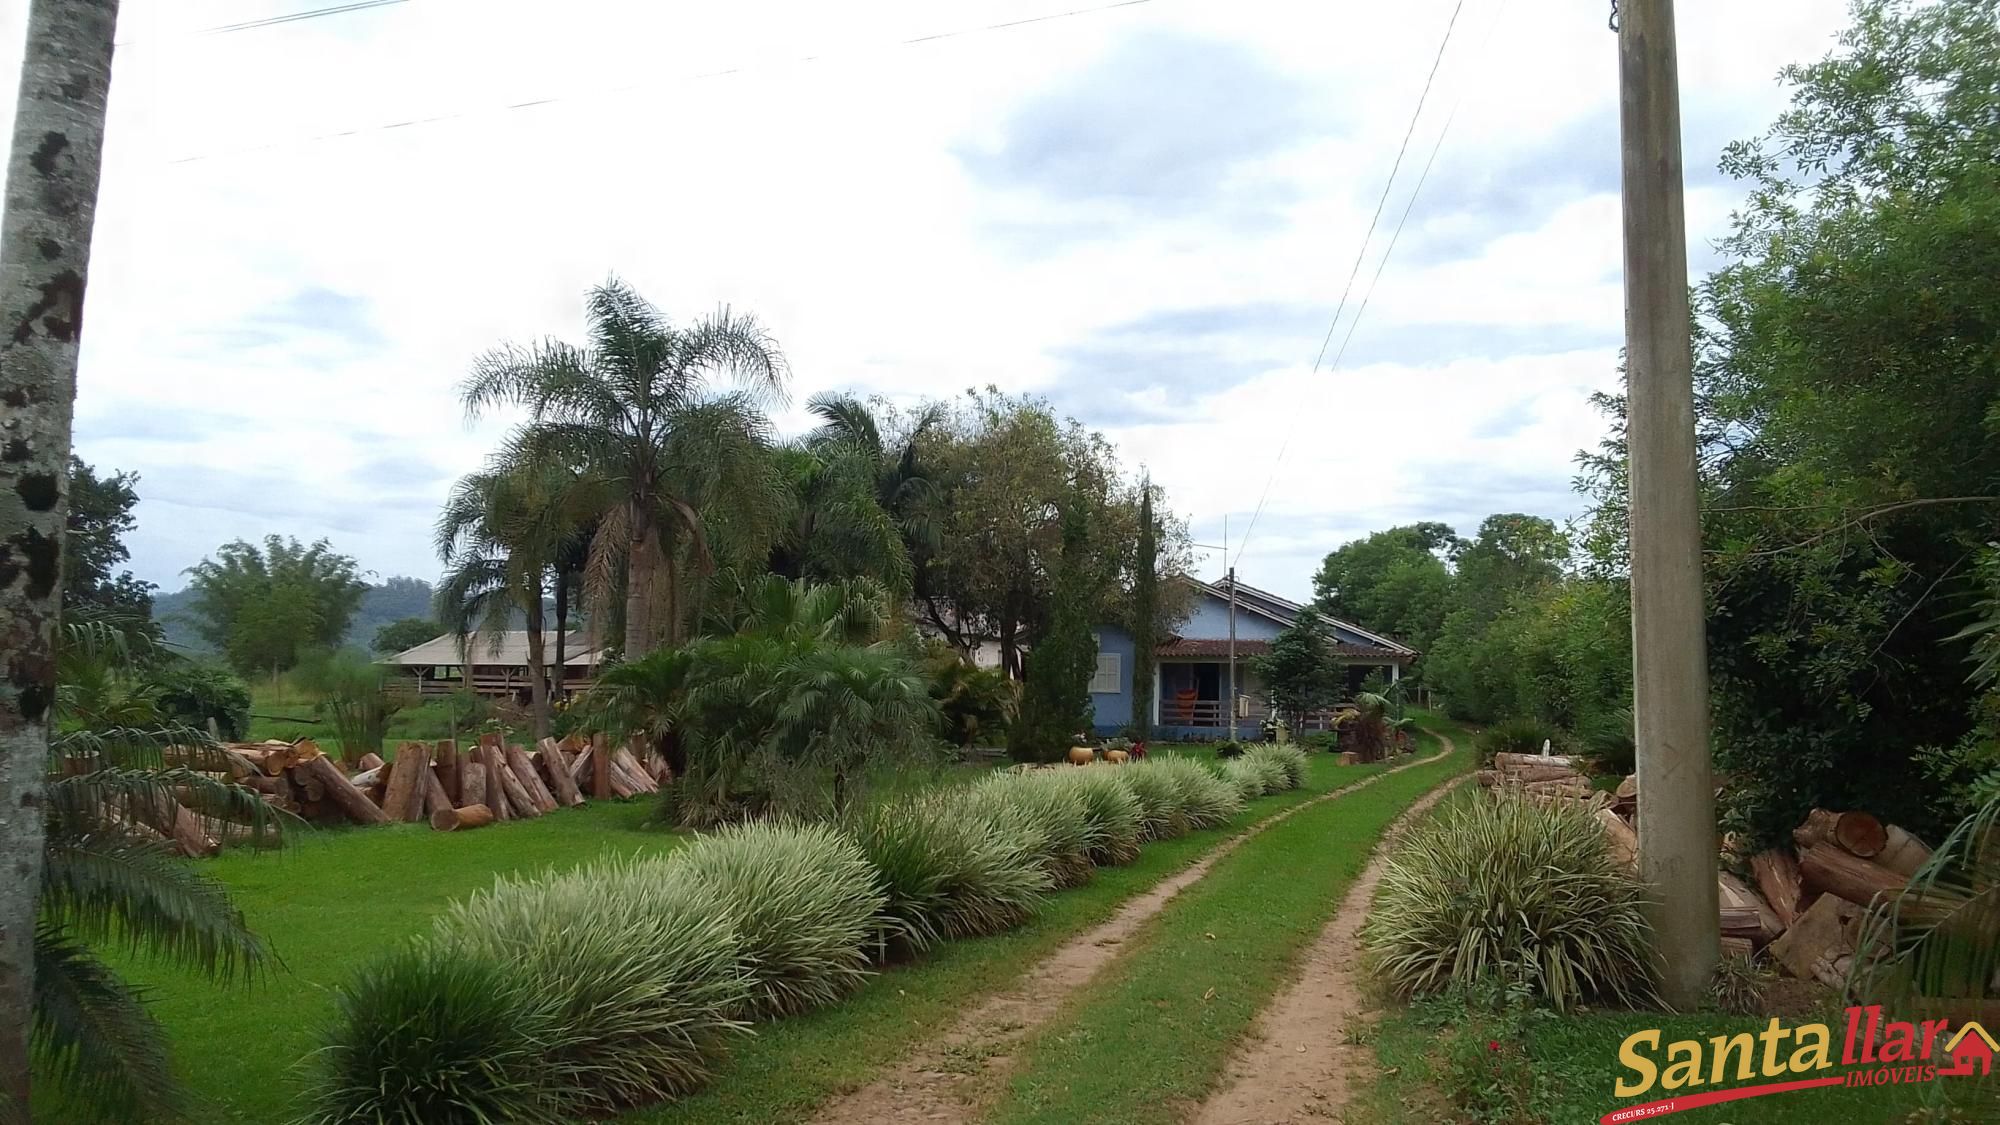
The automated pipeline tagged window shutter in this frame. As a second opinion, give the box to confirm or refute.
[1090,652,1121,694]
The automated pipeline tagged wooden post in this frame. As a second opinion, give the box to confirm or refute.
[434,739,459,805]
[379,744,427,824]
[591,732,612,799]
[1619,0,1715,1009]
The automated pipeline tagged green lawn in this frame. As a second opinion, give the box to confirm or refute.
[985,726,1471,1125]
[97,740,1406,1124]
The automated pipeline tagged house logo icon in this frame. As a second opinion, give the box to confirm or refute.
[1938,1022,1997,1079]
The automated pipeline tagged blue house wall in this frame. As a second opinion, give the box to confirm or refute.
[1179,595,1284,642]
[1088,625,1136,732]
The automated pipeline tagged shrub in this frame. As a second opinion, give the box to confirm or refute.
[1247,744,1307,790]
[434,857,751,1110]
[1213,740,1246,759]
[1364,791,1657,1011]
[1218,758,1269,802]
[853,796,1050,955]
[1576,707,1636,775]
[1118,764,1189,841]
[961,772,1096,888]
[671,822,886,1020]
[301,944,575,1125]
[1301,730,1339,753]
[1473,716,1562,766]
[147,662,252,740]
[1145,757,1243,830]
[1060,767,1144,865]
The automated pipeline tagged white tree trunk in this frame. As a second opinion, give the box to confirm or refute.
[0,0,120,1109]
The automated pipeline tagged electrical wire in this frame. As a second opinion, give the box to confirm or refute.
[199,0,410,35]
[1230,0,1470,568]
[162,0,1163,165]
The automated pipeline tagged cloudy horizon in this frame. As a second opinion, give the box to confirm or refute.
[1,0,1852,599]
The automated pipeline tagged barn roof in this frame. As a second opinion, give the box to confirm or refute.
[383,631,608,668]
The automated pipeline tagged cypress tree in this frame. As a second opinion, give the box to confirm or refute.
[1009,497,1098,762]
[1131,478,1158,741]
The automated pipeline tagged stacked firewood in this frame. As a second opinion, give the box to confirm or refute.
[165,733,672,852]
[1479,755,1934,982]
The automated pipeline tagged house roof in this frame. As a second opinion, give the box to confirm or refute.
[1182,577,1419,657]
[382,631,608,668]
[1157,637,1413,663]
[1945,1023,1999,1054]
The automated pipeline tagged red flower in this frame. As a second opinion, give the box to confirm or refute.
[1487,1040,1501,1052]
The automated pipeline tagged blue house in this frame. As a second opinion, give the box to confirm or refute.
[1087,578,1416,740]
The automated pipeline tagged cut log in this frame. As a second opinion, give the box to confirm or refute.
[421,766,452,817]
[536,745,584,807]
[567,745,593,790]
[171,803,221,858]
[505,743,559,812]
[1519,777,1592,798]
[295,764,327,803]
[348,765,387,790]
[1496,762,1583,785]
[1719,872,1784,945]
[434,739,460,805]
[1720,936,1756,960]
[491,756,541,819]
[1768,893,1859,983]
[590,732,611,799]
[431,804,496,832]
[295,753,391,825]
[1492,752,1576,770]
[612,746,658,794]
[212,745,261,780]
[1614,774,1638,801]
[1750,850,1804,927]
[538,737,569,769]
[380,744,427,823]
[1597,807,1638,871]
[397,743,438,822]
[1475,769,1501,787]
[1793,808,1888,858]
[461,761,487,809]
[1875,825,1932,878]
[356,751,386,773]
[1800,842,1905,909]
[476,744,515,821]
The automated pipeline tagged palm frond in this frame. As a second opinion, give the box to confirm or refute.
[1851,788,2000,1006]
[40,831,272,981]
[806,392,884,460]
[33,920,189,1123]
[46,766,288,849]
[677,305,789,407]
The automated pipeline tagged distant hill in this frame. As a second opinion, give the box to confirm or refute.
[155,576,440,656]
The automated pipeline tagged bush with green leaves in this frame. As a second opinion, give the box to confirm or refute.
[1058,766,1144,865]
[1247,743,1307,790]
[1117,763,1189,841]
[1363,790,1657,1011]
[854,796,1051,955]
[1218,757,1271,802]
[960,771,1097,888]
[1472,715,1561,766]
[1301,730,1339,754]
[671,822,886,1019]
[145,662,252,740]
[432,856,751,1111]
[301,945,577,1125]
[1144,756,1244,830]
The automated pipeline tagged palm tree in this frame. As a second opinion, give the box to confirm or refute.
[1,0,123,1106]
[435,465,589,738]
[767,445,911,590]
[462,280,788,657]
[38,619,277,1121]
[805,392,944,559]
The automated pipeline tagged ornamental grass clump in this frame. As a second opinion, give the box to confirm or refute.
[1148,756,1244,830]
[434,855,752,1110]
[1248,743,1308,790]
[1363,790,1658,1012]
[672,821,886,1019]
[1119,763,1190,840]
[301,945,575,1125]
[1060,766,1145,866]
[853,795,1050,955]
[961,771,1096,888]
[1219,757,1272,802]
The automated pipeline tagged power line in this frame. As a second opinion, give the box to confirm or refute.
[163,0,1163,165]
[200,0,410,35]
[1231,0,1469,568]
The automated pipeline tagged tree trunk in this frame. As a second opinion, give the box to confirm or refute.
[524,583,550,740]
[1000,617,1020,680]
[551,568,568,703]
[0,0,120,1104]
[624,501,658,657]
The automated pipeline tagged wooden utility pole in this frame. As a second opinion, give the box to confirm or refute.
[0,0,122,1107]
[1617,0,1717,1009]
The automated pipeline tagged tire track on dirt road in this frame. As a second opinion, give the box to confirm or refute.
[808,735,1459,1125]
[1189,731,1467,1125]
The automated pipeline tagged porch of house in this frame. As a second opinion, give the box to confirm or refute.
[1145,657,1403,742]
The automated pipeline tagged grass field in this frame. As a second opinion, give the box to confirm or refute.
[986,726,1470,1125]
[92,737,1412,1124]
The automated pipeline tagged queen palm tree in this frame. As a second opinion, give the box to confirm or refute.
[462,280,788,657]
[805,392,944,559]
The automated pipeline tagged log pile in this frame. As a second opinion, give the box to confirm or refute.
[1478,756,1935,989]
[167,732,675,853]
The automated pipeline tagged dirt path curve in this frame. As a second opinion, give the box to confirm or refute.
[809,738,1459,1125]
[1189,730,1465,1125]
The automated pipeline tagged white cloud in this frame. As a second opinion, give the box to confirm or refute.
[0,0,1853,598]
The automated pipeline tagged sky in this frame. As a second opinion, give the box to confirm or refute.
[0,0,1854,599]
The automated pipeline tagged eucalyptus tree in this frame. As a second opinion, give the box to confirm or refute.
[462,280,788,656]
